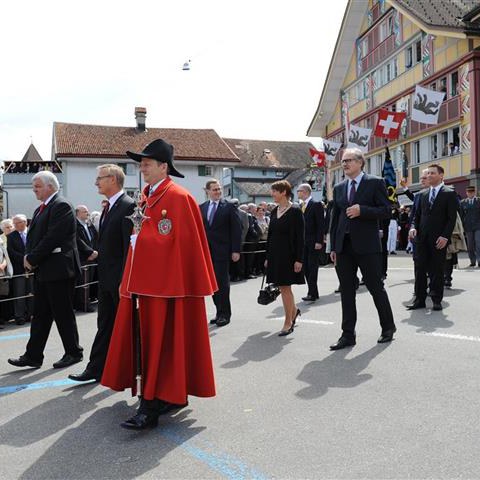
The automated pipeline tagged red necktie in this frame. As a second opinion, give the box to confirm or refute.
[38,203,46,214]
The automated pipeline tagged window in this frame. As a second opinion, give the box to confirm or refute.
[452,127,460,154]
[405,46,413,69]
[415,40,422,63]
[439,77,447,94]
[275,170,284,178]
[441,131,449,156]
[198,165,213,176]
[431,82,437,91]
[412,141,420,164]
[450,71,458,96]
[262,170,267,176]
[126,163,136,175]
[360,37,369,58]
[430,135,438,159]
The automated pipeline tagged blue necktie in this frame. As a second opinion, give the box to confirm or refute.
[429,188,436,208]
[208,202,217,225]
[348,180,356,205]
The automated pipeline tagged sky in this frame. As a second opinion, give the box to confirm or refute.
[0,0,349,161]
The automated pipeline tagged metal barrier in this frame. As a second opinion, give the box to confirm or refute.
[0,264,99,313]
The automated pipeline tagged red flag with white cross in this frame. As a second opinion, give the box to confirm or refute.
[309,148,326,167]
[374,109,406,140]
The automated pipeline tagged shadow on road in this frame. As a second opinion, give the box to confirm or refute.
[221,331,292,368]
[400,307,454,333]
[295,344,390,399]
[17,403,203,480]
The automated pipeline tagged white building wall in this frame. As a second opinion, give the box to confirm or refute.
[4,186,46,218]
[60,158,230,211]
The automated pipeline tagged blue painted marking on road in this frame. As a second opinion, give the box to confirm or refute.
[162,426,267,480]
[0,378,79,395]
[0,333,30,341]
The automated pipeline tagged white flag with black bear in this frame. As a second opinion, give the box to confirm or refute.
[411,85,445,125]
[347,124,372,153]
[322,139,342,160]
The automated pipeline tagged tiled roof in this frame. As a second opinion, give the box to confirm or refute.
[21,143,43,163]
[392,0,480,35]
[54,122,239,163]
[223,138,315,170]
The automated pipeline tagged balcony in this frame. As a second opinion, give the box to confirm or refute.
[2,162,64,186]
[361,34,396,75]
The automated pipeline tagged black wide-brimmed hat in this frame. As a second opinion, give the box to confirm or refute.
[126,139,185,178]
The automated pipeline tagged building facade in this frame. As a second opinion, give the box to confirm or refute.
[308,0,480,196]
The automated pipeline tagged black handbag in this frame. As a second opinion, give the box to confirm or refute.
[257,274,280,305]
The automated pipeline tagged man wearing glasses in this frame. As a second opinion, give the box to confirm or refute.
[329,148,396,350]
[69,164,134,382]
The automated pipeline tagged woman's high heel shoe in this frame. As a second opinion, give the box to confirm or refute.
[278,325,294,337]
[292,308,301,328]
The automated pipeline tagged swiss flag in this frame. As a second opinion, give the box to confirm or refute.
[374,109,406,140]
[309,148,326,167]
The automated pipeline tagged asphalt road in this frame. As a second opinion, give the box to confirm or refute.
[1,252,479,479]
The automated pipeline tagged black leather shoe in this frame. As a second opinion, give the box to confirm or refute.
[209,317,218,325]
[330,337,356,350]
[378,327,397,343]
[432,302,443,311]
[156,400,189,415]
[120,413,158,430]
[406,301,426,310]
[301,295,318,302]
[68,369,99,382]
[15,318,26,326]
[53,354,83,369]
[216,317,230,327]
[8,355,42,369]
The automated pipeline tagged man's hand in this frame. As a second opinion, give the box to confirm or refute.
[294,261,302,273]
[231,252,240,262]
[435,236,448,250]
[87,250,98,261]
[24,256,33,271]
[330,251,336,265]
[314,242,323,250]
[400,178,408,189]
[346,204,361,218]
[409,228,417,240]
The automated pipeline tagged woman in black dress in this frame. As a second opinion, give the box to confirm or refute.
[265,180,305,336]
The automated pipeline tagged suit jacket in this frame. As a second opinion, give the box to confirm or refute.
[7,230,27,275]
[97,192,135,291]
[200,199,242,262]
[303,199,325,247]
[26,194,81,282]
[414,186,458,243]
[76,220,98,264]
[460,197,480,232]
[330,173,391,255]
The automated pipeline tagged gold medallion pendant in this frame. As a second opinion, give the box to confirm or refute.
[158,209,172,235]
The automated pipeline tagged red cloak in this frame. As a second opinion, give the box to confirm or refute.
[101,178,217,403]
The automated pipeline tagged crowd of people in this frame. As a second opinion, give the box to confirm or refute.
[1,139,479,430]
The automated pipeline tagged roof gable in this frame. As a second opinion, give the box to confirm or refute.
[21,143,43,163]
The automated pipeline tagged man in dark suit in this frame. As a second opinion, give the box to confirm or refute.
[74,205,98,312]
[7,214,33,325]
[200,179,242,327]
[329,148,396,350]
[297,183,325,302]
[460,186,480,267]
[69,164,134,382]
[407,164,458,311]
[8,171,83,369]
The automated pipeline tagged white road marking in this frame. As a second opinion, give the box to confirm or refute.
[421,332,480,342]
[272,317,334,325]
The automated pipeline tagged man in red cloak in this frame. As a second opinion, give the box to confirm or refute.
[101,139,217,430]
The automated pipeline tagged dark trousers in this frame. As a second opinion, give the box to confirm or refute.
[26,278,82,362]
[414,240,447,303]
[12,275,33,320]
[335,236,395,339]
[86,285,119,377]
[466,230,480,264]
[212,258,231,320]
[74,264,93,312]
[304,242,320,298]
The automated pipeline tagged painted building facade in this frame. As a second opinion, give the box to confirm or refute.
[308,0,480,196]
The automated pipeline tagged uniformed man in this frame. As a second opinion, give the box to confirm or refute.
[101,139,217,430]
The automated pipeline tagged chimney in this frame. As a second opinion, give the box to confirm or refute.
[135,107,147,131]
